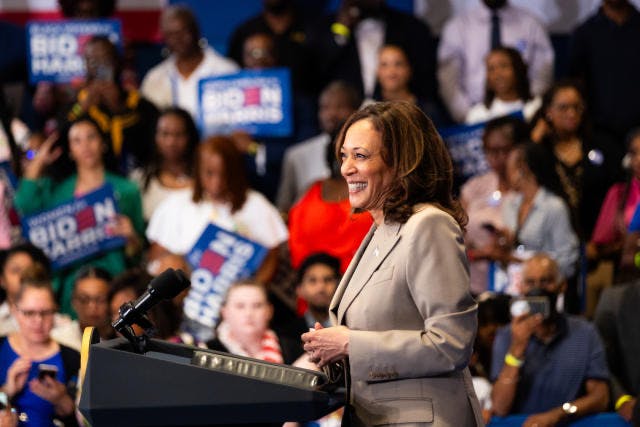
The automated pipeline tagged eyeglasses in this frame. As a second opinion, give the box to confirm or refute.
[73,295,108,306]
[522,275,556,288]
[15,307,56,320]
[551,103,584,114]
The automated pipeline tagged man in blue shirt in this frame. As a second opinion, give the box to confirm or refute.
[491,253,610,426]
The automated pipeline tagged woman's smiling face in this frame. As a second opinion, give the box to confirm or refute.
[340,119,394,223]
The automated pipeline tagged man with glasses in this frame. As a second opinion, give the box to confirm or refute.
[490,253,610,426]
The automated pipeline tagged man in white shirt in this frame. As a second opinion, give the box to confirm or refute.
[140,5,238,120]
[438,0,554,122]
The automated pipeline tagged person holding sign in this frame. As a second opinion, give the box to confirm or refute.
[146,135,287,284]
[301,102,483,426]
[14,116,144,317]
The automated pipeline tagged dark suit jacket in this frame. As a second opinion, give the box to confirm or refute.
[594,281,640,403]
[306,5,438,100]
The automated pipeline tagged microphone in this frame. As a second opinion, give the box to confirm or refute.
[112,268,190,333]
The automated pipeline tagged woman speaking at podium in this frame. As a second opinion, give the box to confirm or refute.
[302,102,483,426]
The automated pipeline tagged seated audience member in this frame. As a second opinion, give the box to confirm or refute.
[0,243,51,336]
[14,117,145,317]
[465,47,541,124]
[461,116,527,293]
[277,81,360,212]
[274,253,341,343]
[140,5,238,120]
[500,142,579,284]
[491,253,609,425]
[129,107,198,222]
[369,44,449,127]
[52,267,114,351]
[438,0,553,122]
[288,138,372,273]
[146,136,288,284]
[206,280,301,364]
[0,272,80,427]
[66,36,158,174]
[594,279,640,425]
[589,128,640,280]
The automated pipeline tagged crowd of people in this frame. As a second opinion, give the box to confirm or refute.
[0,0,640,425]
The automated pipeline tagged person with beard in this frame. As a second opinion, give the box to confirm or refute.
[276,81,360,212]
[438,0,553,123]
[491,253,610,426]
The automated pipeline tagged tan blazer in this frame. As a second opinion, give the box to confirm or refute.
[330,204,484,426]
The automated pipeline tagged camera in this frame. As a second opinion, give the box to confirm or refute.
[510,296,550,319]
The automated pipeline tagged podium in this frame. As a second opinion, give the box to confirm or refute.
[78,334,343,426]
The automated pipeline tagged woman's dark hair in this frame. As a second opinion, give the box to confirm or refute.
[296,252,341,286]
[47,115,118,182]
[0,243,51,278]
[539,79,590,144]
[335,101,467,228]
[482,115,529,149]
[141,107,199,191]
[84,35,122,81]
[514,141,566,199]
[108,268,150,303]
[484,47,531,108]
[192,136,248,213]
[74,266,112,287]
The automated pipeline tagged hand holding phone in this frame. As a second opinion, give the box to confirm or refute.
[37,364,58,381]
[510,296,550,319]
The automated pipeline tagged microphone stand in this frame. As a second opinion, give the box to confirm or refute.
[113,302,157,354]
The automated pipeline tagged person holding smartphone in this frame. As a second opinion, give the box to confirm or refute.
[0,268,79,427]
[490,253,610,426]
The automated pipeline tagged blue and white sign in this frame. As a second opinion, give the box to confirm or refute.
[26,19,122,84]
[183,223,268,330]
[439,121,490,183]
[21,185,125,270]
[198,68,293,138]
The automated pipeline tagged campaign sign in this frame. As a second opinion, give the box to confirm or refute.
[439,121,490,183]
[198,67,293,138]
[183,224,268,329]
[21,185,125,270]
[26,19,122,84]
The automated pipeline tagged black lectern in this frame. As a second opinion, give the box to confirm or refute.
[78,334,343,426]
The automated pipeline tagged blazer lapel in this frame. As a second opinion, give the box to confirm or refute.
[335,222,402,324]
[330,225,376,324]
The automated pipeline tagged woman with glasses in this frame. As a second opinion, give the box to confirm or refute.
[0,269,79,427]
[531,81,619,313]
[52,266,114,351]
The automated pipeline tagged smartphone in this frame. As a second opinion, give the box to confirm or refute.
[510,296,550,319]
[37,364,58,381]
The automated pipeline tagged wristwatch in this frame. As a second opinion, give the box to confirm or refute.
[562,402,577,415]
